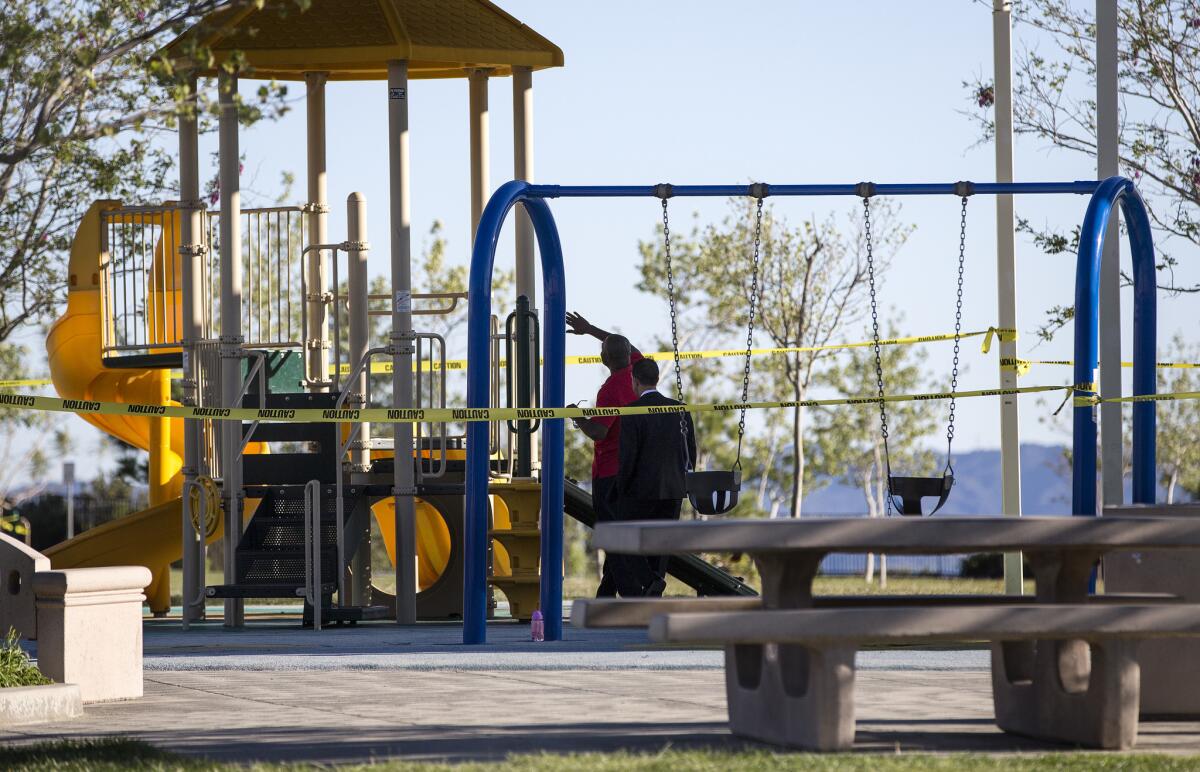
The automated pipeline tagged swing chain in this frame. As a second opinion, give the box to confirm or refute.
[945,195,968,474]
[735,196,764,471]
[862,194,894,516]
[661,195,692,456]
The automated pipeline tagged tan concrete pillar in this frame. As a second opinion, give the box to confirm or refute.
[218,70,244,627]
[306,72,330,392]
[512,66,539,469]
[178,73,206,625]
[468,68,492,241]
[388,60,417,624]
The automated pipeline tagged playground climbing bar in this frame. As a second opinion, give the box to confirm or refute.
[465,176,1159,645]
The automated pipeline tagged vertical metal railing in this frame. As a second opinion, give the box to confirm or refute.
[303,479,323,631]
[98,205,189,359]
[207,206,309,350]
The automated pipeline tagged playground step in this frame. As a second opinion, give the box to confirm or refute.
[236,548,337,586]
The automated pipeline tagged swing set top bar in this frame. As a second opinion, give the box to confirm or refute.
[523,181,1102,199]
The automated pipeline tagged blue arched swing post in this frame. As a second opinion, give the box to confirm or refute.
[465,176,1157,645]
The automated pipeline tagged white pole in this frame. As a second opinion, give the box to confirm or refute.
[178,73,204,624]
[512,65,539,471]
[1097,0,1123,511]
[306,72,330,392]
[387,60,417,624]
[218,71,244,627]
[993,0,1024,595]
[469,68,491,241]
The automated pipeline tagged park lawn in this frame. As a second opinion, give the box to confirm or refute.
[2,740,1200,771]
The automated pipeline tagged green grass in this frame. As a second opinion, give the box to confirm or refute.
[3,740,1200,771]
[0,629,49,689]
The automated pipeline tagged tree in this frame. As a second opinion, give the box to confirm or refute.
[637,198,912,516]
[0,1,298,345]
[1151,335,1200,503]
[811,327,940,582]
[965,0,1200,339]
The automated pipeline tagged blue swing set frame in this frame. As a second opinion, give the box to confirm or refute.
[464,176,1157,644]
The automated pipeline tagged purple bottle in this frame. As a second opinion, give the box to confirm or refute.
[531,610,545,642]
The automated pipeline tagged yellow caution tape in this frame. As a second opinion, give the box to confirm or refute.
[1005,358,1200,376]
[0,383,1072,424]
[1077,390,1200,407]
[334,327,1019,376]
[0,378,53,388]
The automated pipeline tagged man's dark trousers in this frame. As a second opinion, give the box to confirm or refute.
[619,497,682,595]
[592,475,619,597]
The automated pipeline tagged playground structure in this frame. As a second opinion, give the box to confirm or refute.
[39,0,754,629]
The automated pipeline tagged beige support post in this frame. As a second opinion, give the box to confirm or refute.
[512,65,539,470]
[33,567,152,703]
[993,0,1024,595]
[218,71,244,627]
[387,60,417,624]
[306,72,331,392]
[1097,0,1123,510]
[347,192,371,606]
[468,68,491,240]
[178,74,205,626]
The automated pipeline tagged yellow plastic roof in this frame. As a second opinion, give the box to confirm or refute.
[160,0,563,81]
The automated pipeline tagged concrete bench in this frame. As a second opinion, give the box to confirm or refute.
[645,603,1200,751]
[583,515,1200,751]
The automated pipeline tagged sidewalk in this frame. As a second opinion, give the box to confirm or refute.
[4,621,1200,763]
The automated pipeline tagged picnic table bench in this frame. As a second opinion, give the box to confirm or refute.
[573,516,1200,751]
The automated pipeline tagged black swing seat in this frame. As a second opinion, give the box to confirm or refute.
[687,470,742,516]
[888,474,954,516]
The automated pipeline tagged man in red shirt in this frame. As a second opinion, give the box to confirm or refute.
[566,311,644,597]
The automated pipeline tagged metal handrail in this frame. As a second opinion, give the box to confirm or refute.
[180,478,210,631]
[364,291,468,317]
[236,350,268,457]
[414,332,449,482]
[303,479,323,631]
[332,346,391,608]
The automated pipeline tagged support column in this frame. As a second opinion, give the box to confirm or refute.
[347,192,371,606]
[513,67,539,473]
[218,71,244,627]
[1097,0,1123,510]
[179,73,205,626]
[468,68,492,240]
[993,0,1024,594]
[387,60,417,624]
[306,72,331,392]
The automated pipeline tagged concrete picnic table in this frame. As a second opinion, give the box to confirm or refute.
[586,515,1200,750]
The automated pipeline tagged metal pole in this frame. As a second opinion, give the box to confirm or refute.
[469,68,491,240]
[387,60,417,624]
[179,73,204,624]
[1097,0,1123,512]
[63,462,74,541]
[993,0,1024,595]
[346,192,371,606]
[218,71,244,627]
[306,73,330,393]
[514,295,532,478]
[513,66,539,472]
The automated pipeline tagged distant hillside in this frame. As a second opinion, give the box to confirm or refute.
[801,444,1072,515]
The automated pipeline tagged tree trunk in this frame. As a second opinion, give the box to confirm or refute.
[1168,469,1178,505]
[790,403,805,517]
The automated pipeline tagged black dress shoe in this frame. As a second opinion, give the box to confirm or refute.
[644,577,667,597]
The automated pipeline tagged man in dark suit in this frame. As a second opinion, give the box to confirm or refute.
[616,358,697,596]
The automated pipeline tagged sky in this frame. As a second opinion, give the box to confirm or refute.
[19,1,1200,481]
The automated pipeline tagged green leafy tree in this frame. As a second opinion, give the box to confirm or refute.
[965,0,1200,339]
[0,1,300,345]
[1151,335,1200,503]
[638,198,912,516]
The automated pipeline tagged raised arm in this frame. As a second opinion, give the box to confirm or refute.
[566,311,640,355]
